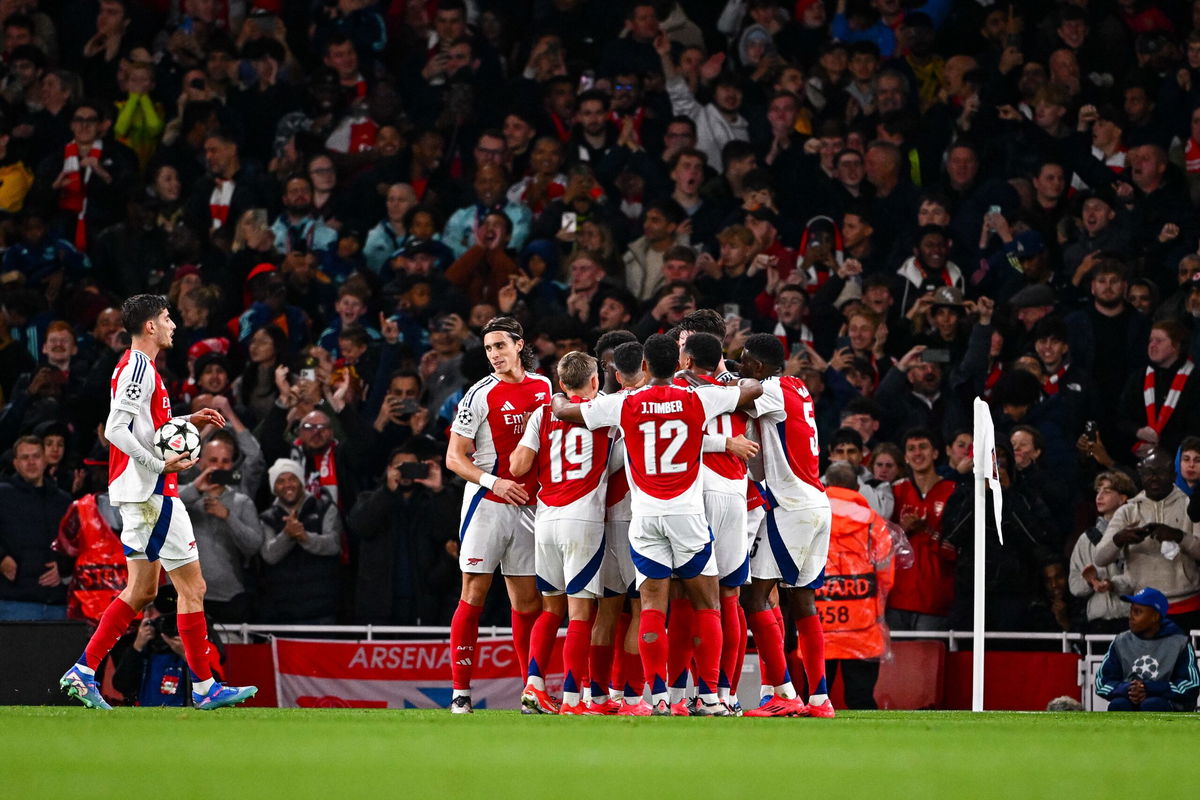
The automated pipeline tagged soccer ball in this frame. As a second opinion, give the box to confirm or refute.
[154,418,202,461]
[1131,654,1160,680]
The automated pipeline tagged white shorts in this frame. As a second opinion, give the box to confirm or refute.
[119,495,198,572]
[750,504,831,588]
[535,518,605,599]
[629,513,717,587]
[746,507,766,556]
[601,519,635,597]
[458,487,535,575]
[705,491,749,587]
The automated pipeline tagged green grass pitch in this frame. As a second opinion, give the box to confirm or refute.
[4,707,1195,798]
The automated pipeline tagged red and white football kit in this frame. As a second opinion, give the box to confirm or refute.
[580,383,740,585]
[108,348,196,569]
[519,399,610,598]
[451,372,552,575]
[746,376,832,587]
[602,426,635,596]
[695,374,751,587]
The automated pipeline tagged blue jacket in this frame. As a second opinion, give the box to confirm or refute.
[1096,619,1200,709]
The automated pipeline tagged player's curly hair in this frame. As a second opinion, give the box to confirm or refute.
[481,316,537,370]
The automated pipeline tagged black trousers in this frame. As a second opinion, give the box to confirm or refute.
[826,659,880,709]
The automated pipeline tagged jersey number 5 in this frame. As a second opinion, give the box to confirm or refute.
[638,419,688,475]
[549,427,592,482]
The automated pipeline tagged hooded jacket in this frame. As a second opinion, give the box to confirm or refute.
[1095,618,1200,709]
[1095,486,1200,605]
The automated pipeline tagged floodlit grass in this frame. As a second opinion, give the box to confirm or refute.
[3,707,1194,799]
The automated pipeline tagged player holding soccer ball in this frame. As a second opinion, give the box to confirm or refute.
[60,294,257,710]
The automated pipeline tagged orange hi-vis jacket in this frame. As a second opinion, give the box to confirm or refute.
[52,494,128,623]
[815,486,896,661]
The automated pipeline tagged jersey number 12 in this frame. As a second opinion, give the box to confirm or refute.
[638,420,688,475]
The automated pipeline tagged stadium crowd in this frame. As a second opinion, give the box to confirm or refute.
[2,0,1200,656]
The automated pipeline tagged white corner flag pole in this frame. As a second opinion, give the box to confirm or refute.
[971,398,1004,712]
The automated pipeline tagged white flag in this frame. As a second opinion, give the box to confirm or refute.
[972,397,1004,544]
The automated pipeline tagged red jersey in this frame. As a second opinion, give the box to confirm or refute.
[747,376,826,510]
[108,348,178,503]
[690,374,749,495]
[451,372,553,505]
[581,382,740,516]
[887,476,958,617]
[519,399,609,523]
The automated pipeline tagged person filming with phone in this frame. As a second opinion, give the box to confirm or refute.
[179,436,263,623]
[257,458,343,625]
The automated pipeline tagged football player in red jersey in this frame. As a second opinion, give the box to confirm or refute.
[445,317,552,713]
[510,352,610,714]
[553,334,762,715]
[738,333,835,717]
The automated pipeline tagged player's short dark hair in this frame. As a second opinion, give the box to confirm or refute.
[681,332,723,372]
[595,329,638,359]
[613,341,644,378]
[557,351,597,391]
[830,427,864,451]
[122,294,170,335]
[643,334,679,379]
[679,308,725,338]
[743,333,785,369]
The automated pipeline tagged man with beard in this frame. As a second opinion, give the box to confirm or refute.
[875,344,962,443]
[184,130,272,238]
[568,89,618,167]
[1067,258,1150,439]
[270,175,338,258]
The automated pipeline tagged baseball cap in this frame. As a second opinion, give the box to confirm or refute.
[931,285,965,308]
[1009,283,1056,309]
[746,207,781,227]
[1121,587,1169,619]
[1014,229,1045,258]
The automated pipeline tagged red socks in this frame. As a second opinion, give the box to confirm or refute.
[450,600,483,689]
[610,612,630,694]
[719,595,741,691]
[795,613,828,697]
[589,643,613,698]
[81,598,138,670]
[176,611,214,682]
[563,619,592,697]
[667,597,694,689]
[622,648,644,698]
[525,610,561,681]
[638,608,669,700]
[691,608,722,698]
[732,603,748,693]
[747,609,787,688]
[512,609,541,682]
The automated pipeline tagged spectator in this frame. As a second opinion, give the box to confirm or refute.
[1094,450,1200,633]
[0,436,72,619]
[824,427,893,519]
[1095,587,1199,712]
[819,463,898,710]
[178,436,263,623]
[350,447,455,624]
[257,458,342,624]
[1118,320,1200,460]
[1070,471,1137,634]
[886,428,956,631]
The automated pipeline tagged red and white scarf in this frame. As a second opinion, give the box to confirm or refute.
[1144,358,1194,434]
[293,440,340,508]
[60,140,101,249]
[1042,363,1067,395]
[209,179,234,230]
[1187,139,1200,175]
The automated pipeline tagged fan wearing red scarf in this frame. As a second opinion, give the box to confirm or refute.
[46,100,136,250]
[1120,321,1200,459]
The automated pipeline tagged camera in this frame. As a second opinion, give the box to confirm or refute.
[399,462,430,480]
[394,398,422,417]
[921,349,951,364]
[150,614,178,637]
[209,469,241,486]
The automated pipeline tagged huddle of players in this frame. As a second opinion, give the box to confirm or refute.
[446,314,833,717]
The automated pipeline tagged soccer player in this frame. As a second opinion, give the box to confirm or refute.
[553,334,762,716]
[738,333,835,718]
[60,294,257,710]
[445,317,552,713]
[604,341,651,715]
[510,352,609,714]
[678,332,758,712]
